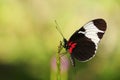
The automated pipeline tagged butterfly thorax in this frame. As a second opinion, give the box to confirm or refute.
[63,38,77,54]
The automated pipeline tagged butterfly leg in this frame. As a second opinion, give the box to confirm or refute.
[70,55,75,67]
[59,51,68,57]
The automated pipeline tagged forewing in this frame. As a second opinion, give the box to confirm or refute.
[68,19,107,61]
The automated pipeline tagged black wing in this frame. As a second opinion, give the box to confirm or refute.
[67,19,107,61]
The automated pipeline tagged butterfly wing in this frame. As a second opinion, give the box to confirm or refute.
[67,19,107,61]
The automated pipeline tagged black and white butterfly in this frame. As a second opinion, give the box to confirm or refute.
[56,18,107,66]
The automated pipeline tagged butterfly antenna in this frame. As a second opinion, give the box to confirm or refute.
[55,20,65,39]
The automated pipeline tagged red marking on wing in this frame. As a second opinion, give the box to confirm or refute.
[68,42,72,46]
[68,42,77,54]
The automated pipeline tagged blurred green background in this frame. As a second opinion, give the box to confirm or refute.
[0,0,120,80]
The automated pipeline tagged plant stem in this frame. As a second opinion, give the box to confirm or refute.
[56,41,63,80]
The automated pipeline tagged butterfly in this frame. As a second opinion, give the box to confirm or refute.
[55,18,107,66]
